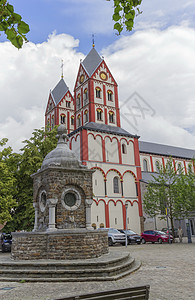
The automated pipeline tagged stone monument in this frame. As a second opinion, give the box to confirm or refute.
[11,125,108,260]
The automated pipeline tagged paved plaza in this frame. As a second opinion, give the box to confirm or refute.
[0,238,194,300]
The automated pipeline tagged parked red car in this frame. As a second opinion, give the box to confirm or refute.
[141,230,173,244]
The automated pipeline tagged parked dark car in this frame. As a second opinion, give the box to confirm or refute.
[0,233,12,252]
[161,227,178,238]
[141,230,173,244]
[118,229,141,244]
[98,228,126,246]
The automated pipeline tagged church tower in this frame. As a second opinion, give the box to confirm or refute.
[44,47,143,234]
[74,47,121,129]
[45,78,74,134]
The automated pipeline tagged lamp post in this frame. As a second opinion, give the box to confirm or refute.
[125,203,128,248]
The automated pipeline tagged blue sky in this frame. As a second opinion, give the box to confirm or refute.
[4,0,195,54]
[0,0,195,151]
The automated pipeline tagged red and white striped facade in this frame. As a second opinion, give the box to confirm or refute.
[45,47,143,233]
[45,47,195,234]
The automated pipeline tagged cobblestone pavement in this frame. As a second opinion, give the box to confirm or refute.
[0,237,194,300]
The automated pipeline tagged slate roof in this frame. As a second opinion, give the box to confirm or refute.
[82,48,103,77]
[68,122,139,138]
[139,141,195,160]
[140,171,160,184]
[51,78,69,105]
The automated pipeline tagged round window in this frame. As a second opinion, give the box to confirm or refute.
[64,192,76,207]
[61,187,81,211]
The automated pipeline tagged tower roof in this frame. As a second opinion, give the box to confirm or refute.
[82,48,103,77]
[51,78,69,105]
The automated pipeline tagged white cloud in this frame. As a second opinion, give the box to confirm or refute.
[0,33,83,152]
[103,26,195,149]
[0,26,195,153]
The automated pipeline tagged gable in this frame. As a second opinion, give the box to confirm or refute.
[92,60,117,85]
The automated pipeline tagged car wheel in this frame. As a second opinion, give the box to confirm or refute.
[152,242,155,244]
[141,238,146,244]
[137,242,141,245]
[108,238,113,246]
[158,238,163,244]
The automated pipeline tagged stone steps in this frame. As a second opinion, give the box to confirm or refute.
[0,252,141,282]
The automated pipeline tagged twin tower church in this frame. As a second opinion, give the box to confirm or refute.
[45,46,195,234]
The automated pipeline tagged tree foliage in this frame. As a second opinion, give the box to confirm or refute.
[0,0,29,48]
[0,0,142,48]
[0,138,17,224]
[108,0,142,34]
[4,127,58,232]
[143,158,195,239]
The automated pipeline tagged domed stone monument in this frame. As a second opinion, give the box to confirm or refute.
[11,125,108,260]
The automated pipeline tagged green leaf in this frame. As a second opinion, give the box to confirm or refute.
[114,5,122,14]
[7,3,14,13]
[18,21,30,34]
[125,19,134,29]
[5,28,16,41]
[11,35,23,49]
[125,12,134,20]
[112,13,121,22]
[12,12,22,22]
[114,0,120,5]
[114,22,123,34]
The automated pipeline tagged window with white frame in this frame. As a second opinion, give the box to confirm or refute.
[155,160,160,172]
[143,159,148,172]
[113,176,120,193]
[60,114,65,124]
[97,109,102,121]
[122,143,127,154]
[107,90,113,101]
[96,87,101,98]
[109,111,114,123]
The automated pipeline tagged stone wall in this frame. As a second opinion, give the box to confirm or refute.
[11,229,109,260]
[33,167,93,230]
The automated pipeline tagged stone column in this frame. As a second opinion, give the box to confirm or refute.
[32,202,39,232]
[47,198,58,231]
[85,198,93,229]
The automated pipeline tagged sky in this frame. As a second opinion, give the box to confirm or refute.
[0,0,195,152]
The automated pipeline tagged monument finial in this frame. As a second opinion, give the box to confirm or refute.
[56,124,69,144]
[61,59,64,79]
[92,34,95,48]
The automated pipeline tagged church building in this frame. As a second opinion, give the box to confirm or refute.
[45,46,195,235]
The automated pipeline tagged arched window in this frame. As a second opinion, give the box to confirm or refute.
[60,114,65,124]
[97,108,102,121]
[77,115,81,127]
[84,110,88,123]
[107,90,113,101]
[155,161,160,172]
[100,223,104,228]
[71,116,74,126]
[92,223,96,229]
[77,94,81,109]
[143,159,148,172]
[96,87,101,98]
[177,163,182,174]
[113,176,120,193]
[122,143,127,154]
[109,111,114,123]
[47,118,50,126]
[84,88,88,103]
[66,101,70,108]
[188,164,192,173]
